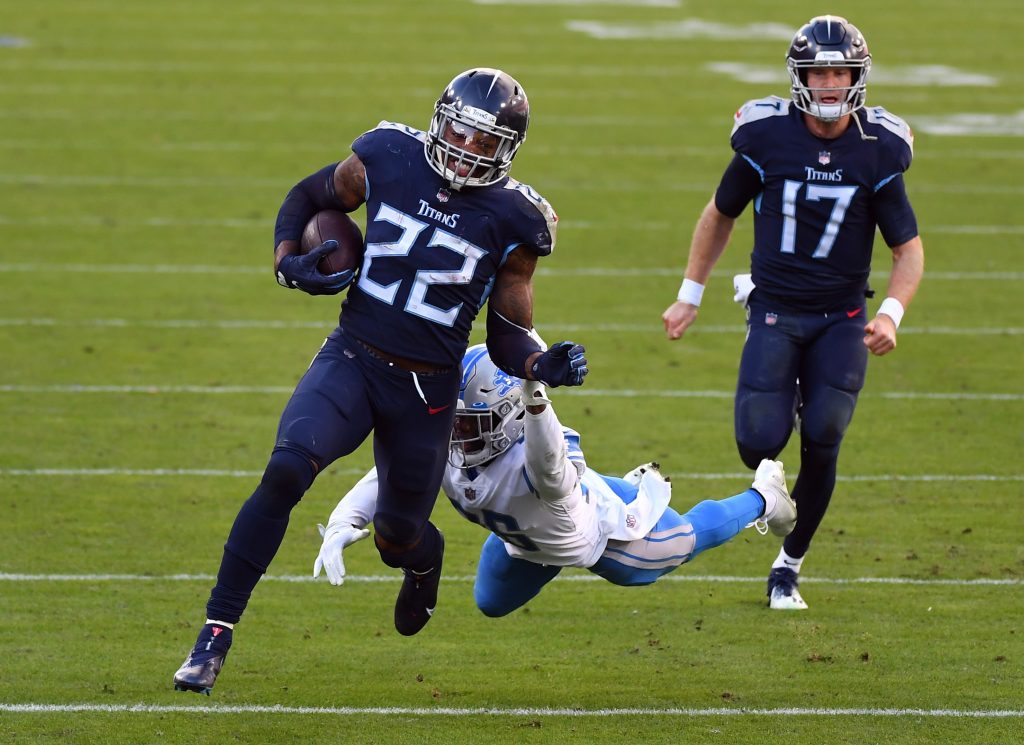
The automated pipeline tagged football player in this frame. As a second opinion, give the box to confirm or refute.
[174,69,589,695]
[313,345,797,616]
[662,16,925,610]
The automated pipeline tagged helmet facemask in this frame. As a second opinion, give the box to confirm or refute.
[788,56,871,122]
[427,103,523,189]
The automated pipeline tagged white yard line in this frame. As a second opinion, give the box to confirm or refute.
[1,702,1021,718]
[0,572,1019,587]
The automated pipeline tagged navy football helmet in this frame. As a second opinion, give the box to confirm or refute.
[426,68,529,189]
[449,344,526,468]
[787,15,871,121]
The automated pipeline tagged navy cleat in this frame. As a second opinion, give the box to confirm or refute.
[173,623,233,694]
[767,567,808,610]
[394,533,444,636]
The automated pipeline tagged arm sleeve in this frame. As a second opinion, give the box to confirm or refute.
[273,162,342,247]
[713,153,763,219]
[523,406,581,502]
[872,173,919,248]
[324,468,379,533]
[486,309,543,379]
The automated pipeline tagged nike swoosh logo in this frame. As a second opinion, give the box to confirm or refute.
[846,308,863,318]
[426,607,435,617]
[427,405,450,415]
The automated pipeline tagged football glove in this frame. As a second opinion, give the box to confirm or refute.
[733,273,755,307]
[313,523,371,586]
[531,341,588,387]
[276,241,354,296]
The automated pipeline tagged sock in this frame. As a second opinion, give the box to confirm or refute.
[772,547,804,573]
[205,619,235,629]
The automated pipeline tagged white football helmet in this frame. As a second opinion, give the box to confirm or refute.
[449,344,525,468]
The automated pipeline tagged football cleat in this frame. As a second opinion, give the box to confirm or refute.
[767,567,809,610]
[749,459,797,537]
[173,623,233,695]
[394,534,444,636]
[622,461,665,486]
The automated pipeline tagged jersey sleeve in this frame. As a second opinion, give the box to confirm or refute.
[714,153,763,218]
[503,179,558,257]
[351,121,425,179]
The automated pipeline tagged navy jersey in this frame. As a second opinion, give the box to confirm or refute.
[340,122,558,367]
[716,97,917,311]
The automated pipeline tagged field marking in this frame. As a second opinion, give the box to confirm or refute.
[2,318,1022,336]
[1,137,1021,161]
[1,468,1021,483]
[0,572,1019,587]
[4,173,1024,196]
[0,262,1022,281]
[706,62,998,87]
[566,19,793,40]
[1,468,1020,483]
[1,385,1020,401]
[1,703,1021,718]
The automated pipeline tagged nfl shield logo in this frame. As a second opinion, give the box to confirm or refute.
[464,487,476,501]
[818,150,831,165]
[765,312,778,326]
[437,188,450,203]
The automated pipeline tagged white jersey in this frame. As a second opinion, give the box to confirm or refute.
[325,404,671,569]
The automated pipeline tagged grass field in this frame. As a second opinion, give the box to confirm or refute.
[1,0,1022,743]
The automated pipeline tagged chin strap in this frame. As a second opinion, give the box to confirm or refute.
[852,110,878,142]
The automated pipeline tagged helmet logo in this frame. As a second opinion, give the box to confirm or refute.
[462,106,497,125]
[490,368,519,396]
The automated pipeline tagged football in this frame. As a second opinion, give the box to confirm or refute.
[300,210,364,275]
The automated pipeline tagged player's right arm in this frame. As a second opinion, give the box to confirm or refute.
[662,198,736,340]
[271,155,368,295]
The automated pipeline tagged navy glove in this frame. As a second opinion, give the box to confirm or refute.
[531,341,588,387]
[276,241,354,296]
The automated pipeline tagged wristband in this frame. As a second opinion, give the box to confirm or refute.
[677,278,705,306]
[877,297,905,328]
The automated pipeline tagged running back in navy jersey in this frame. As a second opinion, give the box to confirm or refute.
[722,97,916,312]
[341,122,557,368]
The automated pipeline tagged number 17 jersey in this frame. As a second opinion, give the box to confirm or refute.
[718,97,918,312]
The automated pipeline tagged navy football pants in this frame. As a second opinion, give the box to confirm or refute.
[734,294,868,559]
[207,327,459,623]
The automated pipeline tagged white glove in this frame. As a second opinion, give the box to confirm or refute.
[733,273,755,307]
[313,523,371,586]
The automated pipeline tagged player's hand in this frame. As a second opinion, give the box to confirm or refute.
[863,314,898,356]
[662,301,698,340]
[313,523,371,586]
[276,241,354,296]
[531,342,588,387]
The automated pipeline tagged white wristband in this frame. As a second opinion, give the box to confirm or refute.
[677,278,705,306]
[877,297,905,328]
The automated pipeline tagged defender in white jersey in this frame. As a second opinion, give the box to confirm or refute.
[315,346,797,617]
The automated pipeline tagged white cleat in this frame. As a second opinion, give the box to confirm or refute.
[751,459,797,537]
[767,567,809,610]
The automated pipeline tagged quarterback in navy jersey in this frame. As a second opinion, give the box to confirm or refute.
[173,68,589,695]
[662,16,925,610]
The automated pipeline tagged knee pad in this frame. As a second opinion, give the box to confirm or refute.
[245,448,317,518]
[735,390,793,468]
[799,388,858,446]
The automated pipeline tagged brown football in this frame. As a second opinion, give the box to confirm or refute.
[300,210,364,275]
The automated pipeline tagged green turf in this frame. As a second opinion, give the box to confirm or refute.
[1,0,1022,742]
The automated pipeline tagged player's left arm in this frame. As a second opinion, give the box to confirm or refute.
[864,235,924,356]
[487,248,588,387]
[521,380,582,501]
